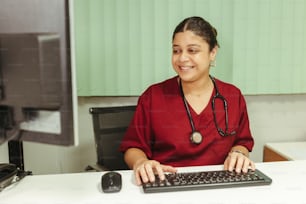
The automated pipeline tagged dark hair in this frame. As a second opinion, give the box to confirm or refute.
[172,16,219,51]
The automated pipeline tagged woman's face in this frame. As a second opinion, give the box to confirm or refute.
[172,30,217,82]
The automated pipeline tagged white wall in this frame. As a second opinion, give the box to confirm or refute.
[246,94,306,161]
[1,95,306,174]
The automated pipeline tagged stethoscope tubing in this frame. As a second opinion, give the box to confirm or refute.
[179,75,235,144]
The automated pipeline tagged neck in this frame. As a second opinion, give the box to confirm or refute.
[180,76,212,97]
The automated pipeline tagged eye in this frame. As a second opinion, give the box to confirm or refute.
[188,48,199,54]
[172,49,181,54]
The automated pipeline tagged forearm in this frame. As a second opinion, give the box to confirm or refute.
[124,147,148,170]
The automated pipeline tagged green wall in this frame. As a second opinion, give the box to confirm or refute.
[74,0,306,96]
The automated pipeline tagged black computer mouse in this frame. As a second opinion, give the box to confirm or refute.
[101,171,122,193]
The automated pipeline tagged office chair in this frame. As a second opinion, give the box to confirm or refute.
[87,105,136,171]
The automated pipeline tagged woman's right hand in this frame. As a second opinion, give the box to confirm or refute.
[133,159,177,185]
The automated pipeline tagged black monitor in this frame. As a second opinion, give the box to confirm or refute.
[0,0,77,147]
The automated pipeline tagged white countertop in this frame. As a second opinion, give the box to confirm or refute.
[0,160,306,204]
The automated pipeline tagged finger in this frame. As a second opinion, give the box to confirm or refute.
[227,153,237,171]
[135,170,143,185]
[155,164,165,180]
[144,162,156,182]
[246,160,255,172]
[138,165,149,183]
[162,165,177,174]
[241,158,253,173]
[249,160,256,170]
[235,155,246,173]
[223,156,230,170]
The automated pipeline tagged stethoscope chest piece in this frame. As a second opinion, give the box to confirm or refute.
[190,131,203,145]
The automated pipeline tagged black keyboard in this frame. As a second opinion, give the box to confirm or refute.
[142,169,272,193]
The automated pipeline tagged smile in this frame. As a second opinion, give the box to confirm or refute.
[179,66,194,70]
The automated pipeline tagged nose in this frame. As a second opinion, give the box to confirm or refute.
[178,51,189,62]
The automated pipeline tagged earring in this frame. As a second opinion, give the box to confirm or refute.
[210,60,216,67]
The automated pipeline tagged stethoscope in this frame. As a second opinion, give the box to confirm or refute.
[179,75,236,145]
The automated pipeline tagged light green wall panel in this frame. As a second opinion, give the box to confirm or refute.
[232,0,306,94]
[73,0,306,96]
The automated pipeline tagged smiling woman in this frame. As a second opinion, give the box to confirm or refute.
[119,16,255,186]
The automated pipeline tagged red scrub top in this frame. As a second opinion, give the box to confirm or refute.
[119,76,254,167]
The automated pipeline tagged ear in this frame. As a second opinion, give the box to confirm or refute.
[210,46,218,60]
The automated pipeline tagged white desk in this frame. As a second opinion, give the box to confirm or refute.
[264,141,306,161]
[1,160,306,204]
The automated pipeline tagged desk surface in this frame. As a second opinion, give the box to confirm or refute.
[1,160,306,204]
[265,141,306,160]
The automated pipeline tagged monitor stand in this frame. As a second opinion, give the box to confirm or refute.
[8,140,24,171]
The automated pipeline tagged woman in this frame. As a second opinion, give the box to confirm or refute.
[119,16,255,185]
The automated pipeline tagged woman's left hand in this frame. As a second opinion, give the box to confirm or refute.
[223,149,255,173]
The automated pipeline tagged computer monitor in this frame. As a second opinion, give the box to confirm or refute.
[0,0,78,146]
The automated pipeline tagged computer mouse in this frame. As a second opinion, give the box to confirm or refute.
[101,171,122,193]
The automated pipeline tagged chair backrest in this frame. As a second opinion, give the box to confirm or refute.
[89,105,136,170]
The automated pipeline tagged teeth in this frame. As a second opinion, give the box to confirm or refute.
[180,66,193,70]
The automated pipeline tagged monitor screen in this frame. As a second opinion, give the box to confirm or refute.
[0,0,77,146]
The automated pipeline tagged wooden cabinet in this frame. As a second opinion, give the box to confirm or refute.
[263,145,288,162]
[263,142,306,162]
